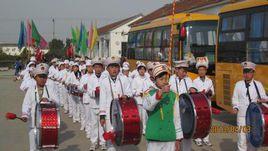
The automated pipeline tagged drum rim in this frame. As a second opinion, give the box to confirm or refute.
[110,99,124,146]
[131,97,142,145]
[199,93,212,138]
[180,93,197,138]
[246,102,265,147]
[34,100,60,149]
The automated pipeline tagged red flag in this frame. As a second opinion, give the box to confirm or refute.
[35,48,43,63]
[66,44,74,58]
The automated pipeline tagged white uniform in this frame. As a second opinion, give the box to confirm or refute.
[130,69,150,79]
[20,77,36,92]
[193,76,214,143]
[232,80,267,151]
[66,71,82,123]
[169,74,195,151]
[64,70,73,117]
[131,75,152,134]
[99,75,132,151]
[21,85,59,151]
[58,68,69,112]
[86,73,106,146]
[79,73,92,132]
[143,88,183,151]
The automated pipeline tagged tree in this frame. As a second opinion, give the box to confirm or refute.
[45,39,65,61]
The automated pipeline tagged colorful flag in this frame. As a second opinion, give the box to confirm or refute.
[31,20,41,47]
[90,22,98,50]
[71,27,77,46]
[26,19,32,46]
[81,24,88,55]
[31,20,48,49]
[17,21,26,49]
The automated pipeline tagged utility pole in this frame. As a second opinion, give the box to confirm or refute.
[52,18,55,39]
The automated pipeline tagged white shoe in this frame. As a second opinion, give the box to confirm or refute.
[89,144,96,151]
[194,140,203,146]
[203,140,212,146]
[100,144,107,150]
[80,126,85,131]
[64,110,68,114]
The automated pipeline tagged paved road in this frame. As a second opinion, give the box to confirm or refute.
[1,70,268,151]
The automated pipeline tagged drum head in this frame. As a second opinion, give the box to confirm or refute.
[34,103,42,148]
[179,93,195,138]
[110,99,123,146]
[246,102,264,148]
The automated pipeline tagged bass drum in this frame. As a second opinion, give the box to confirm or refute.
[179,93,212,139]
[246,102,268,148]
[35,98,60,149]
[110,97,141,146]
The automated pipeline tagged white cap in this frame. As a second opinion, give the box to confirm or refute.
[241,61,256,70]
[136,60,141,66]
[122,64,130,71]
[69,61,74,66]
[33,63,49,77]
[51,58,58,63]
[73,62,79,67]
[153,64,169,78]
[27,61,36,68]
[74,57,80,62]
[30,56,36,62]
[174,60,189,68]
[59,62,65,66]
[137,62,146,69]
[80,57,85,62]
[64,60,69,64]
[123,62,130,67]
[80,64,86,71]
[104,56,120,66]
[86,60,92,66]
[196,57,209,69]
[92,57,104,66]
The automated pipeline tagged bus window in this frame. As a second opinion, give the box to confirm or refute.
[247,11,268,64]
[144,48,152,60]
[145,31,153,47]
[153,30,162,47]
[153,48,161,61]
[172,35,179,61]
[247,41,268,64]
[135,48,144,60]
[162,28,170,47]
[136,32,145,47]
[127,32,136,59]
[250,12,268,38]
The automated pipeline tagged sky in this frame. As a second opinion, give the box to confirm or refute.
[0,0,173,43]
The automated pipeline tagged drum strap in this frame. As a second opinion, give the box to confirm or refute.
[108,76,124,99]
[175,77,179,94]
[183,79,189,93]
[108,77,115,100]
[34,86,50,103]
[253,81,261,99]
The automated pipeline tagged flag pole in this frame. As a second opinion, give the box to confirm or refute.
[168,0,176,69]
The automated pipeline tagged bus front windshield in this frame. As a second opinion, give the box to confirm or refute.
[182,21,218,68]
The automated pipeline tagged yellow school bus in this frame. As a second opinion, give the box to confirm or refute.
[215,0,268,112]
[124,13,218,81]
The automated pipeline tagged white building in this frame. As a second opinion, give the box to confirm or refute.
[0,43,49,56]
[94,14,143,58]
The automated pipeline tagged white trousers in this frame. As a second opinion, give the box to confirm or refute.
[182,139,192,151]
[90,108,105,145]
[28,128,37,151]
[67,93,73,116]
[147,141,175,151]
[72,95,81,122]
[138,105,148,134]
[60,86,68,111]
[237,116,257,151]
[84,103,92,135]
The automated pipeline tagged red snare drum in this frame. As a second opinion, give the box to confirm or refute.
[179,93,212,139]
[35,98,60,149]
[110,97,142,146]
[246,102,268,147]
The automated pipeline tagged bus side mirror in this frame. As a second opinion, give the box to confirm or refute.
[179,26,186,41]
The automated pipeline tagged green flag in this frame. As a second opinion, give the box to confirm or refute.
[71,27,77,46]
[31,20,41,46]
[81,24,88,55]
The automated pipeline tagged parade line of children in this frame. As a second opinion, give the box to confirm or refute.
[19,55,268,151]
